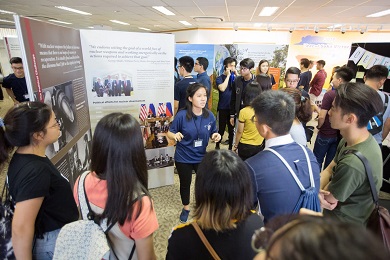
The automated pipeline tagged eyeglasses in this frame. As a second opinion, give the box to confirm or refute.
[285,79,299,84]
[240,67,249,71]
[251,115,258,123]
[48,118,61,128]
[12,66,23,70]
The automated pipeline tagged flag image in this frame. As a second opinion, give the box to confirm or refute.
[139,104,147,121]
[166,102,173,117]
[157,103,166,117]
[149,103,156,117]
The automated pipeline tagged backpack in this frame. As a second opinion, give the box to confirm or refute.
[53,172,135,260]
[368,93,389,135]
[0,179,15,259]
[264,144,321,213]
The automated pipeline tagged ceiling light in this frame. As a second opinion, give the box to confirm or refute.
[48,19,72,25]
[179,21,192,26]
[0,9,15,14]
[314,26,319,33]
[88,26,94,29]
[267,25,272,32]
[138,27,151,31]
[327,24,342,29]
[0,19,15,23]
[109,20,129,25]
[254,23,262,27]
[259,7,279,16]
[152,6,175,16]
[366,9,390,18]
[55,6,91,15]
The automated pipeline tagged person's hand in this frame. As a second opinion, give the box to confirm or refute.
[174,132,184,142]
[230,118,235,126]
[232,145,238,153]
[225,68,231,77]
[319,190,338,210]
[211,133,221,143]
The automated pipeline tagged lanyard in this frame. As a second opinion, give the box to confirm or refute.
[193,115,203,139]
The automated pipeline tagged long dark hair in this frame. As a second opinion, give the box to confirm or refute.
[194,150,253,231]
[184,83,209,120]
[90,113,151,226]
[243,82,262,107]
[0,102,51,164]
[280,88,312,123]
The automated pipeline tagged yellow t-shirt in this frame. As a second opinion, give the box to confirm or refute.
[238,106,264,145]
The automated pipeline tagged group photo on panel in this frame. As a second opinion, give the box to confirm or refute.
[1,48,390,259]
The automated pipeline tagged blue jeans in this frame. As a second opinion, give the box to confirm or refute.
[33,228,61,260]
[313,135,338,170]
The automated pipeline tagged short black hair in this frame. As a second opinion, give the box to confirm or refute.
[178,56,194,73]
[10,57,22,64]
[334,82,383,128]
[317,60,326,67]
[223,57,237,67]
[285,67,301,79]
[365,65,388,80]
[196,57,209,70]
[240,58,255,70]
[251,90,295,135]
[334,66,354,83]
[300,58,310,69]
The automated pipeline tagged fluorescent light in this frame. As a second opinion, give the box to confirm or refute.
[55,6,91,15]
[88,26,94,29]
[0,9,15,14]
[152,6,175,16]
[138,27,151,31]
[48,19,72,25]
[109,20,129,25]
[366,9,390,18]
[258,7,279,16]
[327,24,342,29]
[0,19,14,23]
[179,21,192,26]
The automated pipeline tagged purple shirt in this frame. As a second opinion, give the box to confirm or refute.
[318,90,338,137]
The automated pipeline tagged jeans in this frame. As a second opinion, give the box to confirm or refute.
[313,135,338,170]
[33,228,61,260]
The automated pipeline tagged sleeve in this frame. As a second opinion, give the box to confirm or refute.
[210,113,217,136]
[2,75,11,89]
[245,162,259,208]
[382,94,390,121]
[119,196,159,239]
[14,163,51,203]
[169,112,182,134]
[230,80,237,116]
[328,156,366,202]
[320,92,332,110]
[73,176,81,205]
[174,83,180,101]
[216,75,223,87]
[238,107,246,123]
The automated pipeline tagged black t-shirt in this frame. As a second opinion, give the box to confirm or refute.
[8,153,78,236]
[166,213,264,260]
[2,73,29,102]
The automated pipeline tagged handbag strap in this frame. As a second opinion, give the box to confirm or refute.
[264,144,315,191]
[191,222,221,260]
[343,150,379,205]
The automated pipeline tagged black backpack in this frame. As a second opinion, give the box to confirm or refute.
[367,93,389,135]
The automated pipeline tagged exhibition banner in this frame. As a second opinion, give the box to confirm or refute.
[80,30,175,188]
[15,16,92,187]
[4,36,21,59]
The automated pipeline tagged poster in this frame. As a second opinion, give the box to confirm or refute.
[80,30,175,188]
[15,16,91,186]
[4,36,21,59]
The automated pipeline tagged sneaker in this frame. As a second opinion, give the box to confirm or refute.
[179,208,190,223]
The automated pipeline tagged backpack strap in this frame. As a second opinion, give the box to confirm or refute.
[384,93,389,113]
[264,144,315,191]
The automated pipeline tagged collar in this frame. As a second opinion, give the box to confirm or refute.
[265,134,294,148]
[197,71,207,77]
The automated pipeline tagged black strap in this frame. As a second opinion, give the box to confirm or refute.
[384,93,389,113]
[343,150,379,205]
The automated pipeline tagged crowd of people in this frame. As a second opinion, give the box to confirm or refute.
[0,55,390,259]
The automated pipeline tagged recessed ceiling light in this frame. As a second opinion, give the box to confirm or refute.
[366,9,390,18]
[55,6,91,15]
[109,20,129,25]
[179,21,192,26]
[139,27,151,31]
[48,19,72,25]
[152,6,175,16]
[0,9,15,14]
[327,24,342,29]
[258,7,279,16]
[0,19,15,23]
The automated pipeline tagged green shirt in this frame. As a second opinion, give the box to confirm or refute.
[324,135,382,225]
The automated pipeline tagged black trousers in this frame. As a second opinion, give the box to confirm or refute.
[217,109,234,149]
[175,161,199,206]
[237,142,264,161]
[0,86,4,100]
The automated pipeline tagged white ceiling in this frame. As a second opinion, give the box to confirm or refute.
[0,0,389,33]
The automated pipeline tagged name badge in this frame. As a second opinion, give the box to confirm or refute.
[194,139,203,147]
